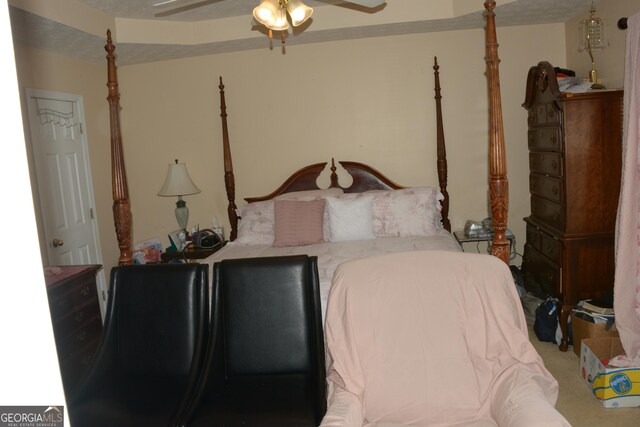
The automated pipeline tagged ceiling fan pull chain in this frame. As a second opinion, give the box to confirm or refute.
[281,31,286,44]
[268,29,273,40]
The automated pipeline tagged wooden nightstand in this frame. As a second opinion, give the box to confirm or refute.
[160,242,226,263]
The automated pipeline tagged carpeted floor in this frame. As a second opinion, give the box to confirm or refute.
[528,326,639,426]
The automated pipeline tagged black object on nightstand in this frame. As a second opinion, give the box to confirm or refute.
[161,242,226,263]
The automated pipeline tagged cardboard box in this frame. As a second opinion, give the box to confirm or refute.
[579,337,640,408]
[571,313,618,356]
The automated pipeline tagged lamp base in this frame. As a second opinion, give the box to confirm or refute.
[175,196,189,231]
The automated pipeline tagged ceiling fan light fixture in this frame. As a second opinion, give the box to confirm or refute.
[253,0,311,31]
[287,0,313,26]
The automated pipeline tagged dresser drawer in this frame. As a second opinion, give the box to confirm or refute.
[540,232,562,265]
[523,244,561,296]
[48,278,98,320]
[56,317,103,361]
[531,195,565,230]
[530,174,564,204]
[59,339,99,392]
[528,127,562,151]
[53,302,102,342]
[529,152,563,177]
[526,224,542,251]
[528,103,561,126]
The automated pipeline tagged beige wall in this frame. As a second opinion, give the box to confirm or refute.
[14,0,635,272]
[565,0,639,88]
[117,24,565,262]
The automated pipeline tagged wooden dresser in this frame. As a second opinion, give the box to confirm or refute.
[45,264,103,396]
[521,62,623,351]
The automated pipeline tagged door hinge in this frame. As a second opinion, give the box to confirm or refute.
[102,290,107,301]
[79,123,84,134]
[90,208,94,219]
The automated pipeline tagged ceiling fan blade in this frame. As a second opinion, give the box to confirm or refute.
[154,0,179,7]
[342,0,386,8]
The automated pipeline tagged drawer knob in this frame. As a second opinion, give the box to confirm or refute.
[80,286,90,296]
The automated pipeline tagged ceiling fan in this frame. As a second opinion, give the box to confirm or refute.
[153,0,386,32]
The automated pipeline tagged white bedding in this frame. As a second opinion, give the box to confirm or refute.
[203,230,462,321]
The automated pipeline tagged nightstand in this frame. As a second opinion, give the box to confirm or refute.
[453,230,515,256]
[160,242,226,263]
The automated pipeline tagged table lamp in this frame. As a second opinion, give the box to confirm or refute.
[158,159,201,231]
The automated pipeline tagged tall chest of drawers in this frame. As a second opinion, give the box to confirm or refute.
[45,264,103,396]
[522,62,623,351]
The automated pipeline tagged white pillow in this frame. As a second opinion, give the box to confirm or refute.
[325,196,375,242]
[371,187,443,237]
[235,200,274,245]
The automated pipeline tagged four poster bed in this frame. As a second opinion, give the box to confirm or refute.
[104,2,510,314]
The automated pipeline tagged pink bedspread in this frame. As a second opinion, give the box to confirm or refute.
[322,251,569,426]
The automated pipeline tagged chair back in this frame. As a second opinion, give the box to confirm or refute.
[108,263,209,378]
[213,255,324,377]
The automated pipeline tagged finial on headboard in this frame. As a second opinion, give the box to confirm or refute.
[330,158,339,188]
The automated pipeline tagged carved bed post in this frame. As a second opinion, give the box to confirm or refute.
[219,77,238,241]
[484,1,510,265]
[433,56,451,232]
[105,30,132,265]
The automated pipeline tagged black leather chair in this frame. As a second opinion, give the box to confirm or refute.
[178,255,326,427]
[68,263,209,427]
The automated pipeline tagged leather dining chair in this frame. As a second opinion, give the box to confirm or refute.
[177,255,326,427]
[68,263,209,427]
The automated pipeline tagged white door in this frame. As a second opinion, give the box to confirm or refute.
[25,89,107,315]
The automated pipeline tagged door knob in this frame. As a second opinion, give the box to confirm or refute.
[52,238,64,248]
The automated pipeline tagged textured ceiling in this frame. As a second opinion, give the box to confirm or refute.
[9,0,596,66]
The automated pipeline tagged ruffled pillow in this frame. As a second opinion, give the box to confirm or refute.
[235,200,274,245]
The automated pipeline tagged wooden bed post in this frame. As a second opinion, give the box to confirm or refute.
[433,57,451,232]
[105,30,132,265]
[484,1,510,265]
[219,77,238,241]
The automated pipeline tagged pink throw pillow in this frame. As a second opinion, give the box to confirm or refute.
[273,199,326,247]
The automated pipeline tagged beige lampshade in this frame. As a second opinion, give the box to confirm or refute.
[158,161,201,197]
[288,0,313,26]
[270,7,290,31]
[253,0,279,28]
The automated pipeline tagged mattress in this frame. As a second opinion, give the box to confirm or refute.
[203,230,462,322]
